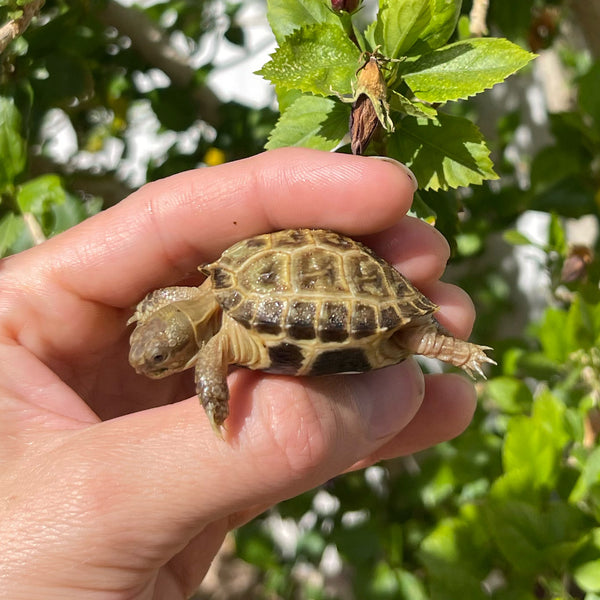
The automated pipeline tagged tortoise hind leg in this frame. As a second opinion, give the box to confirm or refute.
[392,321,495,378]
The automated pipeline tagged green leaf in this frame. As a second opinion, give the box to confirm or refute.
[16,174,66,216]
[413,0,462,52]
[275,86,303,114]
[482,500,549,575]
[389,90,437,119]
[570,446,600,505]
[402,38,535,103]
[419,510,491,600]
[503,229,534,246]
[0,213,24,256]
[48,193,102,237]
[531,145,586,195]
[578,62,600,128]
[266,0,342,43]
[485,376,533,414]
[396,570,428,599]
[502,392,568,493]
[0,97,26,188]
[266,94,349,150]
[258,23,361,97]
[374,0,435,59]
[536,307,569,363]
[547,212,568,255]
[388,113,498,190]
[566,295,596,352]
[409,191,437,224]
[575,560,600,593]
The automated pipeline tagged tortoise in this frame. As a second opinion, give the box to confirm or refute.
[128,228,494,436]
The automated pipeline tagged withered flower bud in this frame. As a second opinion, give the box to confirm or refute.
[332,0,360,13]
[350,94,378,155]
[350,56,389,155]
[561,245,593,283]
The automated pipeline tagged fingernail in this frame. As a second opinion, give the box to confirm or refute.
[369,156,419,192]
[356,360,425,440]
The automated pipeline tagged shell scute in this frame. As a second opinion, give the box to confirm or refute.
[346,253,389,297]
[239,252,291,294]
[319,301,349,343]
[351,302,378,338]
[380,305,403,329]
[271,229,311,247]
[287,301,317,340]
[316,229,355,250]
[253,299,285,335]
[292,248,348,294]
[229,300,255,329]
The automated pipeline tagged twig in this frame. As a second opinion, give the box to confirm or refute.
[23,212,46,245]
[469,0,489,37]
[0,0,45,54]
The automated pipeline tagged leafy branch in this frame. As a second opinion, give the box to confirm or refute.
[259,0,535,192]
[0,0,44,54]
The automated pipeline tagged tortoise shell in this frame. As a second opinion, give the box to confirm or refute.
[201,228,437,376]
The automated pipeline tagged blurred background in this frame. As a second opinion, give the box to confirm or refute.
[1,1,600,598]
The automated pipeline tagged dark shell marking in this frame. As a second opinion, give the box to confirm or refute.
[309,347,372,376]
[203,229,438,372]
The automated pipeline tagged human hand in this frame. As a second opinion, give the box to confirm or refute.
[0,148,477,599]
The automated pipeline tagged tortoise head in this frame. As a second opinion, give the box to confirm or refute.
[129,302,219,378]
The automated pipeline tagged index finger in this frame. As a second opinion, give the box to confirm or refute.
[16,148,417,307]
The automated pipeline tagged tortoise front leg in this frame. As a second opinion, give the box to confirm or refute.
[195,316,269,437]
[195,332,231,437]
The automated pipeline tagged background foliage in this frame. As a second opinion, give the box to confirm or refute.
[2,1,600,598]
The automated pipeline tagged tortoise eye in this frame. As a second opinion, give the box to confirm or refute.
[152,353,165,363]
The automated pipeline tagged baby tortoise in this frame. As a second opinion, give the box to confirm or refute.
[129,228,494,436]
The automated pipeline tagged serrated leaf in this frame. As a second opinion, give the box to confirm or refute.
[389,90,437,119]
[363,19,377,51]
[266,94,349,150]
[0,97,26,188]
[266,0,342,44]
[402,38,535,103]
[389,113,498,190]
[258,24,361,97]
[374,0,435,59]
[274,85,303,114]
